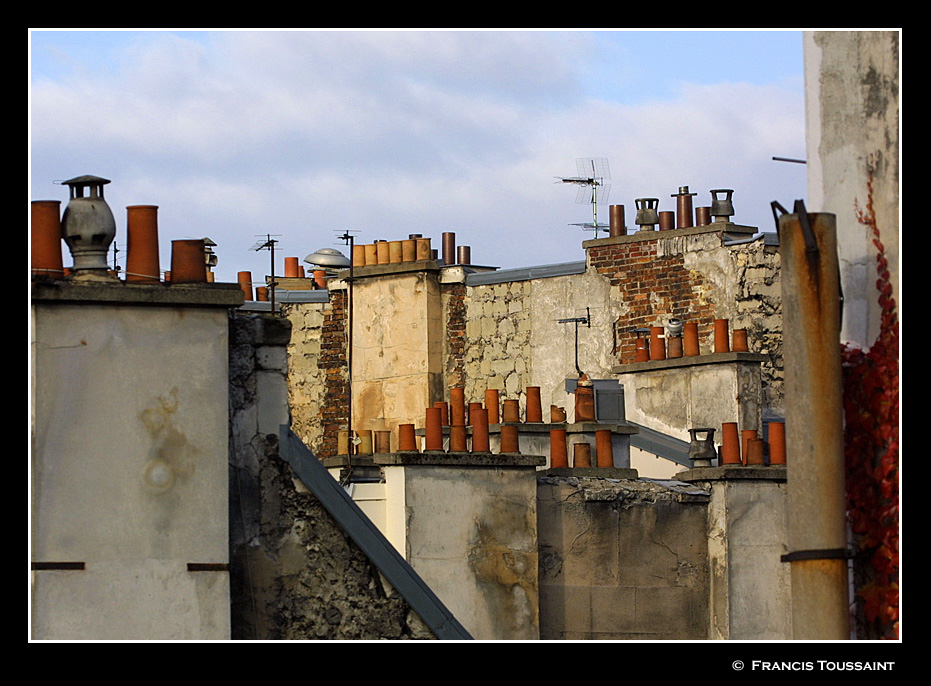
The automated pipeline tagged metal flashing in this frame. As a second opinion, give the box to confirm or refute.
[466,261,587,285]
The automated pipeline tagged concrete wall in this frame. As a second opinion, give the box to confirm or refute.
[537,475,711,640]
[804,30,899,348]
[680,467,791,640]
[385,457,542,641]
[31,280,238,640]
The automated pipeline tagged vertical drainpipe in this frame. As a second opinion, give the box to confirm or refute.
[778,205,849,639]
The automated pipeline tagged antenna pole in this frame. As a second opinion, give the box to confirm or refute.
[269,235,276,314]
[250,234,282,314]
[338,231,355,455]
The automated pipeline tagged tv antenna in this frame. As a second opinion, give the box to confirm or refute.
[558,158,611,236]
[251,234,282,314]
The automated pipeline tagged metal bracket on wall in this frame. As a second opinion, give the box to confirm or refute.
[780,548,852,563]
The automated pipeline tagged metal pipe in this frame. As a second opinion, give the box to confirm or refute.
[457,245,471,265]
[672,186,697,229]
[778,206,848,639]
[442,232,456,265]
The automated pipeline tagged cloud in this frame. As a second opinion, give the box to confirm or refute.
[30,30,806,281]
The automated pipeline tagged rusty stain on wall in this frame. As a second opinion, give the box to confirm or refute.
[467,498,539,637]
[139,388,196,494]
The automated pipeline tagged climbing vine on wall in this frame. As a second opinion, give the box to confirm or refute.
[840,172,899,640]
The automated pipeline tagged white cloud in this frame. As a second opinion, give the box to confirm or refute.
[30,30,806,281]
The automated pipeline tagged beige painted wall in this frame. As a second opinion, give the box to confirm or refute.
[351,271,445,442]
[31,291,232,640]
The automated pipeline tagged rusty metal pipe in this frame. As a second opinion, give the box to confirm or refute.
[779,207,848,639]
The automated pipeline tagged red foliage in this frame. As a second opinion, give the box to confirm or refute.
[841,173,899,639]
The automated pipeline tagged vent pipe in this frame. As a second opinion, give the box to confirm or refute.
[125,205,161,283]
[238,271,254,301]
[442,232,456,265]
[61,175,116,272]
[608,204,627,237]
[672,186,697,229]
[170,239,207,283]
[31,200,64,279]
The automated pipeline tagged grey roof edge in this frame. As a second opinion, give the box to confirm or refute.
[627,422,692,467]
[237,290,330,311]
[465,260,587,285]
[724,231,779,247]
[277,426,473,640]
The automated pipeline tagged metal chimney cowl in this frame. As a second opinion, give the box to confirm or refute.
[61,175,117,271]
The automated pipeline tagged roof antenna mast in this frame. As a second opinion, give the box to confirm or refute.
[559,158,611,237]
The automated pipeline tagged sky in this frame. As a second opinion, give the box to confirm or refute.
[29,29,808,286]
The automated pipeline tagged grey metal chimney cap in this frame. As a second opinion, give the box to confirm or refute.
[304,247,350,268]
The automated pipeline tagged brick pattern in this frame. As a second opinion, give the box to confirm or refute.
[317,290,349,459]
[443,282,467,389]
[587,240,717,364]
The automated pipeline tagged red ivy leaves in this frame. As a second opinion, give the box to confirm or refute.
[841,171,899,639]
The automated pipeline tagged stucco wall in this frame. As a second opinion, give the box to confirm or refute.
[537,475,710,640]
[31,284,234,640]
[804,30,899,347]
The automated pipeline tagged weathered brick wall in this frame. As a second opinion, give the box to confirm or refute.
[587,231,784,411]
[318,290,349,459]
[283,291,349,461]
[588,237,718,365]
[442,282,467,389]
